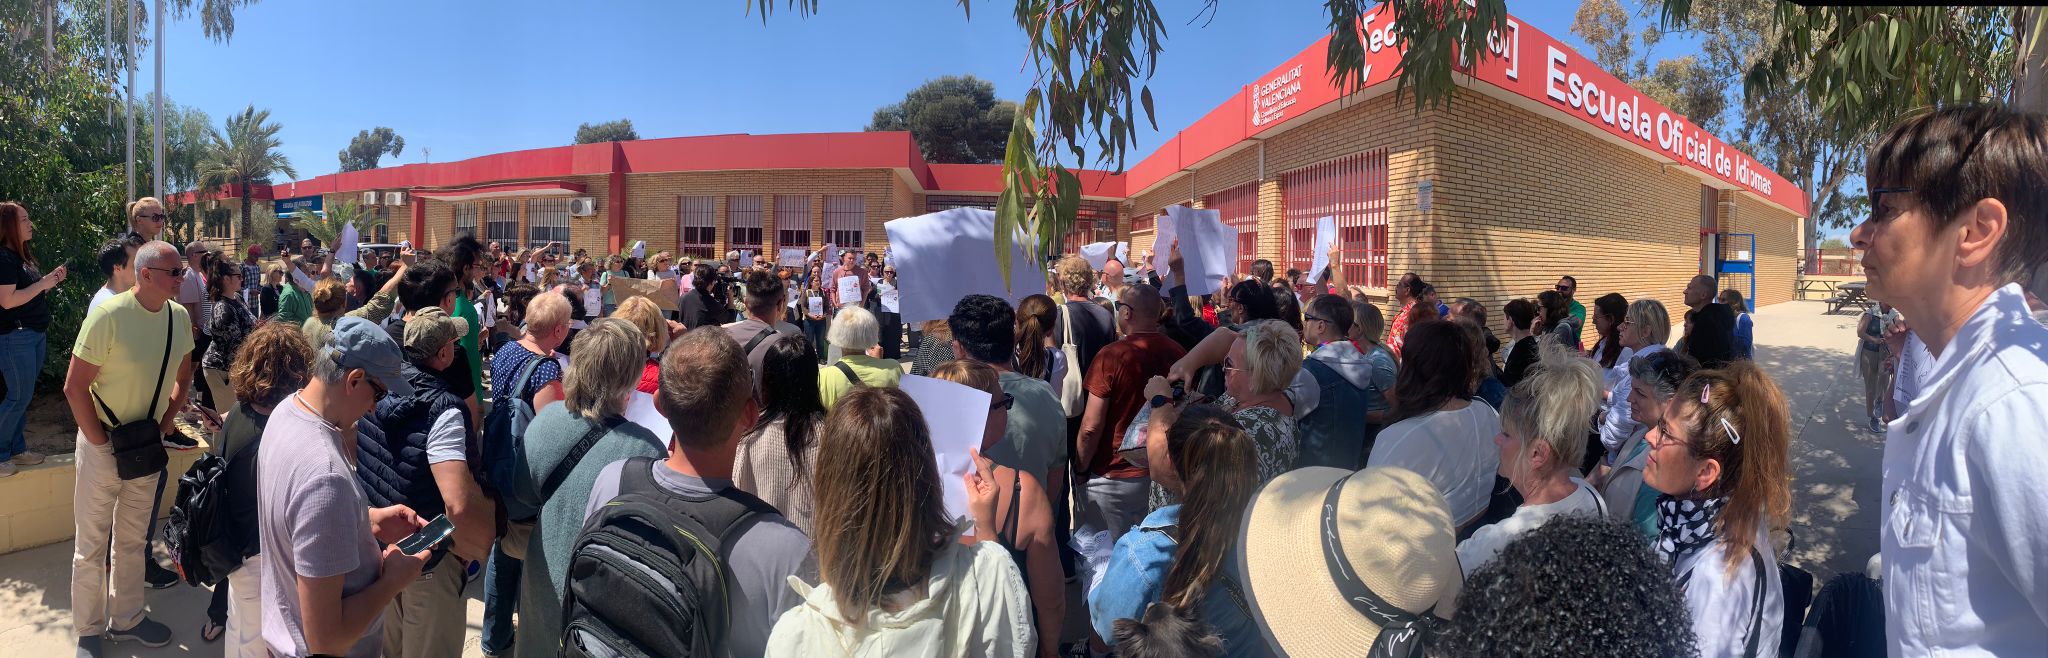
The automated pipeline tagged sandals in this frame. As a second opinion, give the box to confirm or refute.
[200,620,223,642]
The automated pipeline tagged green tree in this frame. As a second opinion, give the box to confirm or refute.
[290,200,382,249]
[574,118,639,144]
[1818,236,1850,250]
[867,75,1019,164]
[338,126,404,172]
[197,104,297,243]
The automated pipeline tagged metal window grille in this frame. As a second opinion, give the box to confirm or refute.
[1205,183,1260,274]
[485,200,519,251]
[926,195,997,213]
[678,196,716,259]
[1056,201,1121,256]
[1132,213,1156,234]
[728,195,763,251]
[527,198,571,251]
[774,194,811,252]
[454,202,477,239]
[823,195,865,249]
[1283,150,1389,288]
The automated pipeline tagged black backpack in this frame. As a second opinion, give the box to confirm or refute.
[558,456,778,657]
[163,447,248,586]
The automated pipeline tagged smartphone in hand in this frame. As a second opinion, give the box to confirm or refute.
[395,514,455,555]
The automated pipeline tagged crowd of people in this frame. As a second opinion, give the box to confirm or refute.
[0,104,2042,658]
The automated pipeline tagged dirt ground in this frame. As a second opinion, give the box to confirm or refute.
[24,392,77,456]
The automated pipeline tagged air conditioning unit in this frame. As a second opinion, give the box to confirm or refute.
[361,191,380,206]
[384,191,407,206]
[569,197,597,217]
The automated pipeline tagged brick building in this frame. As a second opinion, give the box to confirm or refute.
[182,6,1804,321]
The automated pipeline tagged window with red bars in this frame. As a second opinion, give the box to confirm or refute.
[1132,213,1156,233]
[1059,201,1121,256]
[728,195,763,252]
[678,196,716,259]
[926,195,996,213]
[823,195,864,249]
[1205,183,1260,274]
[774,194,811,252]
[1283,150,1389,289]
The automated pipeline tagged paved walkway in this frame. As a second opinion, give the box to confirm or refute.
[0,300,1885,656]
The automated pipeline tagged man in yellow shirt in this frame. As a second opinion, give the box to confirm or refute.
[816,305,901,410]
[62,240,193,655]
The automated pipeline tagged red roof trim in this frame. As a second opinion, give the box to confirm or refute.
[410,181,588,201]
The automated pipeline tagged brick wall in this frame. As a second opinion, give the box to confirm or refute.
[622,169,898,261]
[1720,190,1800,308]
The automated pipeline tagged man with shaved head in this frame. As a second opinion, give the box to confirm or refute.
[63,240,192,654]
[1073,284,1184,546]
[1681,273,1736,369]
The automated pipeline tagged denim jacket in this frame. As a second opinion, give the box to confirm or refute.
[1087,506,1272,657]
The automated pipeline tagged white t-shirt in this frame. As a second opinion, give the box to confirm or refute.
[425,408,468,465]
[1367,399,1502,526]
[1455,478,1605,575]
[89,287,118,314]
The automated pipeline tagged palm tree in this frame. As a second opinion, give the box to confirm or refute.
[289,200,384,250]
[198,104,296,243]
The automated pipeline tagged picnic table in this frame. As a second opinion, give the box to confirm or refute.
[1825,281,1871,314]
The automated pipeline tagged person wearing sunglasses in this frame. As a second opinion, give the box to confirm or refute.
[255,316,428,658]
[1855,106,2048,656]
[932,359,1064,657]
[62,240,197,654]
[1555,275,1586,347]
[125,197,167,242]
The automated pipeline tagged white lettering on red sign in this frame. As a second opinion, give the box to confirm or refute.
[1486,19,1520,80]
[1251,64,1307,127]
[1544,48,1772,197]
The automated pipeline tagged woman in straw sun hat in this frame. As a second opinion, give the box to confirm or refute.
[1238,465,1461,657]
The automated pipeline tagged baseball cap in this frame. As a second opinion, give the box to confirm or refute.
[402,307,470,357]
[331,316,415,397]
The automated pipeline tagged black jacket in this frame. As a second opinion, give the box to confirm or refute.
[357,362,473,520]
[677,287,732,330]
[1685,302,1739,370]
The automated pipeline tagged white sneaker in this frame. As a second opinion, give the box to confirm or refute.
[10,451,45,466]
[0,462,15,478]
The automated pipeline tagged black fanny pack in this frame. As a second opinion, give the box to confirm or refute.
[94,311,174,481]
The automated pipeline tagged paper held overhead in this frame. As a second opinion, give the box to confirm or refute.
[1079,241,1130,270]
[1165,205,1236,297]
[630,240,646,259]
[334,223,361,265]
[777,248,806,268]
[1307,216,1337,285]
[883,207,1051,326]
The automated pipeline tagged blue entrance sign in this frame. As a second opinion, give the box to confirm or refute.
[274,196,323,217]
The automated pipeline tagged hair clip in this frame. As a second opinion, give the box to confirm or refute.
[1720,417,1742,445]
[1701,387,1712,405]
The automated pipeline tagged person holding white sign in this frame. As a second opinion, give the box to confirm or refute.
[873,265,903,360]
[930,359,1064,658]
[826,250,871,311]
[767,386,1035,657]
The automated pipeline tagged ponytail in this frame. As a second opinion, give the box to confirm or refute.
[1670,361,1791,574]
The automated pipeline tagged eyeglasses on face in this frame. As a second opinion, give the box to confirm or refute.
[1556,285,1573,292]
[990,393,1015,411]
[1303,313,1327,324]
[144,266,187,278]
[135,212,166,221]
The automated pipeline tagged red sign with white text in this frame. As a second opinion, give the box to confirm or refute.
[1236,6,1807,216]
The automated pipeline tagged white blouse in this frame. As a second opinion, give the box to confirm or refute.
[1367,399,1502,526]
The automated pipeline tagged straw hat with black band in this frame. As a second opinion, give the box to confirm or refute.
[1238,466,1463,657]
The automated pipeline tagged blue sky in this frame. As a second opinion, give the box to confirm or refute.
[151,0,1675,177]
[148,0,1850,236]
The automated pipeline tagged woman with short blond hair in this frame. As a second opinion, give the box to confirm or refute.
[1227,319,1303,483]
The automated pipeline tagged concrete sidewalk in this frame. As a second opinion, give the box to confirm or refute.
[0,299,1885,656]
